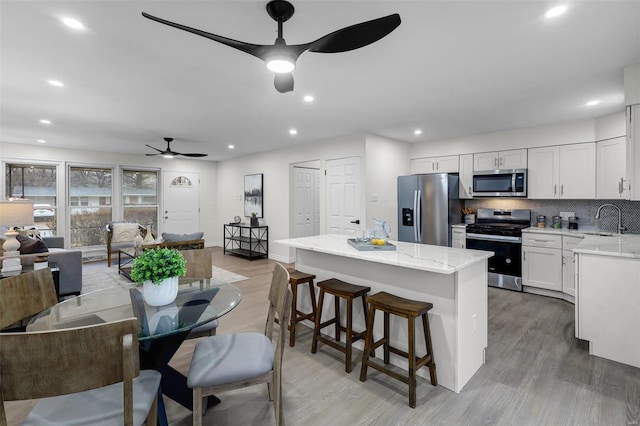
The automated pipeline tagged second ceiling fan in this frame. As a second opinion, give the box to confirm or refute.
[142,1,401,93]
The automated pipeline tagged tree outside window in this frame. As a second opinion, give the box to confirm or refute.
[5,164,57,236]
[69,166,112,247]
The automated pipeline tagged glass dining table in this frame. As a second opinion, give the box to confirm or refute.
[28,277,242,425]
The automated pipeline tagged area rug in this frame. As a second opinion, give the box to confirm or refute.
[211,266,248,283]
[80,262,248,295]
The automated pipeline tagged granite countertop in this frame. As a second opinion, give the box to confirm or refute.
[275,234,493,275]
[572,233,640,259]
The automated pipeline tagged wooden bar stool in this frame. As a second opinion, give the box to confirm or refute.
[285,268,317,347]
[311,278,370,373]
[359,291,437,408]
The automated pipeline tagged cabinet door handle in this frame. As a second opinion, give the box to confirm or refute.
[499,157,503,166]
[469,186,472,196]
[436,162,439,171]
[554,184,557,195]
[561,184,564,195]
[523,251,526,261]
[432,163,435,171]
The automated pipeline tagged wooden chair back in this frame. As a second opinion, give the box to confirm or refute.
[266,263,292,426]
[0,318,140,424]
[0,268,58,330]
[180,248,213,279]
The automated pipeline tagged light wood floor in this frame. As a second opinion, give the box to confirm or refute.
[6,247,640,425]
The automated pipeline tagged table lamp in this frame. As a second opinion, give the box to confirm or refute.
[0,200,34,273]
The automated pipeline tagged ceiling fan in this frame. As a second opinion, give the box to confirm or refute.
[145,138,208,158]
[141,1,401,93]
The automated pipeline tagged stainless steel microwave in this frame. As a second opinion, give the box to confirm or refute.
[472,169,527,197]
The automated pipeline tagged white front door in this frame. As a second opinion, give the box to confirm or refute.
[162,171,200,234]
[325,156,362,236]
[293,167,320,237]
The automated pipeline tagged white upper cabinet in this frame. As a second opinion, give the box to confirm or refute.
[473,149,527,171]
[411,155,459,174]
[628,105,640,200]
[527,146,560,198]
[597,137,629,199]
[528,143,596,199]
[459,154,473,199]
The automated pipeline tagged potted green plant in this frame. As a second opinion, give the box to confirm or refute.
[250,212,259,227]
[131,247,187,306]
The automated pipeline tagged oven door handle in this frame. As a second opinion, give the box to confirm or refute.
[466,233,522,243]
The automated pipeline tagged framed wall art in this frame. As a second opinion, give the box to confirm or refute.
[244,173,263,218]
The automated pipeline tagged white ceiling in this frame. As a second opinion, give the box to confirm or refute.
[1,1,639,161]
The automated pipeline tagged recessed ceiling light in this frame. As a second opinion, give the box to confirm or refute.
[228,144,235,149]
[61,17,84,30]
[289,129,298,135]
[586,100,601,106]
[303,95,314,103]
[47,80,64,87]
[545,5,567,18]
[37,139,46,143]
[414,129,423,135]
[39,119,52,124]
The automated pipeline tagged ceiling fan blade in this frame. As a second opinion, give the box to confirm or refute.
[178,153,209,157]
[145,144,164,153]
[274,73,294,93]
[307,14,401,53]
[145,153,161,156]
[141,12,270,60]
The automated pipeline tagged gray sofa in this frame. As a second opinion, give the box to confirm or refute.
[0,237,82,297]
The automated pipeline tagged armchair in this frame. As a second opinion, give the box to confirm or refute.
[106,222,147,267]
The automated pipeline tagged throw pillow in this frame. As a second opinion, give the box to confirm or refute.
[161,232,204,243]
[111,223,141,243]
[16,234,49,254]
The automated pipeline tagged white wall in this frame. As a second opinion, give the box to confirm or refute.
[0,141,219,246]
[364,134,411,240]
[216,134,366,262]
[409,118,600,159]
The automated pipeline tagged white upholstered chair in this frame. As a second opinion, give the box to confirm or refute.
[0,318,161,426]
[187,262,292,426]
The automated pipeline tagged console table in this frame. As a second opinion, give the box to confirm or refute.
[223,224,268,260]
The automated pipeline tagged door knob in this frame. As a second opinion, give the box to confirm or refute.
[350,219,360,224]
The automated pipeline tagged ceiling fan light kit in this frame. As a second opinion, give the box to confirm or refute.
[142,0,401,93]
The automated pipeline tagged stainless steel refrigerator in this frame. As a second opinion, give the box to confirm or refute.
[397,173,463,246]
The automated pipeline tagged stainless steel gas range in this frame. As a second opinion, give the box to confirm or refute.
[465,208,531,292]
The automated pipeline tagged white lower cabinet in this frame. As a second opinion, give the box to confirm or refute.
[576,253,640,367]
[522,233,563,292]
[561,236,582,298]
[522,246,563,291]
[451,226,466,248]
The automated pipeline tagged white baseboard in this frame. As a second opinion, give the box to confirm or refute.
[269,253,294,264]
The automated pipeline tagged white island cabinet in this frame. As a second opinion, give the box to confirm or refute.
[574,234,640,368]
[275,234,493,393]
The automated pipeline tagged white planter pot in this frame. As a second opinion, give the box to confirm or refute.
[142,276,179,306]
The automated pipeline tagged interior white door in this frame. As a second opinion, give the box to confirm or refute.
[162,171,200,234]
[293,167,320,237]
[325,156,362,236]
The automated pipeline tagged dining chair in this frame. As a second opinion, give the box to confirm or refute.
[0,268,58,330]
[181,248,220,339]
[0,318,161,426]
[187,262,292,426]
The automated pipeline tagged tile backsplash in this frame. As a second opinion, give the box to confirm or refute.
[464,199,640,234]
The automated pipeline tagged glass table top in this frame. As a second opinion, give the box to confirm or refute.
[28,278,242,341]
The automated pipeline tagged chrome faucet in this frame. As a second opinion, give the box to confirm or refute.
[594,203,626,234]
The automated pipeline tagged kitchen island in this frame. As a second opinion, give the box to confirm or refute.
[275,234,493,393]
